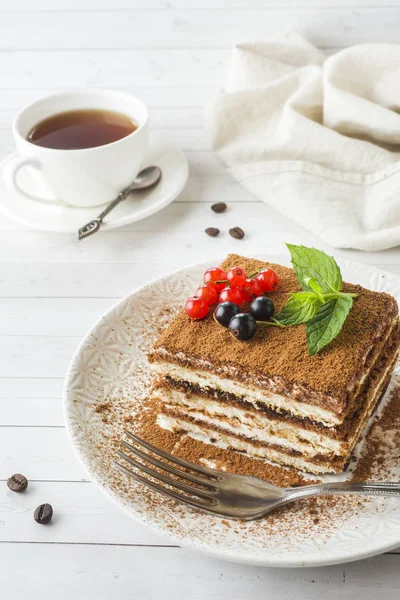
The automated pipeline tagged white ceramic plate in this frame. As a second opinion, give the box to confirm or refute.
[64,255,400,567]
[0,138,188,232]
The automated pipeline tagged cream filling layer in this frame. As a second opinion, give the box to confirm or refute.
[158,414,339,475]
[154,389,343,457]
[152,362,342,427]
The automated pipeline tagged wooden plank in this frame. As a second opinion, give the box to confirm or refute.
[0,262,180,297]
[0,378,63,400]
[0,9,399,49]
[0,545,399,600]
[0,50,229,89]
[1,1,399,10]
[0,87,211,109]
[0,398,64,426]
[0,226,398,267]
[0,231,302,264]
[1,258,400,300]
[0,480,170,545]
[0,426,88,480]
[0,336,78,378]
[0,298,121,336]
[0,197,297,234]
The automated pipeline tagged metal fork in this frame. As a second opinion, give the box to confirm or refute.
[114,431,400,521]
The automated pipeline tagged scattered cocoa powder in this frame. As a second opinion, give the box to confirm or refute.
[95,401,112,414]
[121,379,400,538]
[95,401,112,423]
[94,377,400,537]
[352,383,400,481]
[78,270,400,556]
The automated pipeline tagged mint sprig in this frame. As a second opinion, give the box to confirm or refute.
[306,296,353,355]
[276,244,357,355]
[286,244,342,293]
[276,292,322,326]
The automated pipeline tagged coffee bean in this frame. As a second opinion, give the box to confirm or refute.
[229,227,245,239]
[205,227,220,237]
[7,474,28,493]
[34,503,53,525]
[211,202,227,213]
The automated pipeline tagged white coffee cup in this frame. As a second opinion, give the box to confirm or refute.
[3,89,149,208]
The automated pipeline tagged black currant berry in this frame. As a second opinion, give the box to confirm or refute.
[250,297,275,321]
[228,313,256,341]
[214,302,240,327]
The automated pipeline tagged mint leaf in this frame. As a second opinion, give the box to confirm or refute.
[286,244,342,293]
[306,278,326,302]
[306,295,353,356]
[276,292,322,326]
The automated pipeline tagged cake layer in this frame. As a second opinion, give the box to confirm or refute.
[158,413,348,475]
[158,372,392,475]
[152,360,339,426]
[155,335,400,474]
[151,318,398,427]
[149,254,399,420]
[156,388,341,458]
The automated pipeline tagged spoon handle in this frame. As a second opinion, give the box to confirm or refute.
[96,190,128,222]
[78,189,128,240]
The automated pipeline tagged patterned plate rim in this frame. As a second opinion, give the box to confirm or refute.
[63,254,400,567]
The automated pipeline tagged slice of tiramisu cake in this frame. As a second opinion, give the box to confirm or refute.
[148,247,400,475]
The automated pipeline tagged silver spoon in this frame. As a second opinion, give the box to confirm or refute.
[78,165,162,240]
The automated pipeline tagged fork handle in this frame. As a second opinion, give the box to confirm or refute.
[287,481,400,502]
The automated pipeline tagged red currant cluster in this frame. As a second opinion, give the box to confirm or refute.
[185,265,279,320]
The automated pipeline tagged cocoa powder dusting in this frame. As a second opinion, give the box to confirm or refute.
[136,401,181,454]
[151,254,398,411]
[95,401,112,413]
[95,401,112,423]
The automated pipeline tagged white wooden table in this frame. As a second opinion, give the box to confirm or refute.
[1,1,400,598]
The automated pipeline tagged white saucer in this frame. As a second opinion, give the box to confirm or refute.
[0,139,189,233]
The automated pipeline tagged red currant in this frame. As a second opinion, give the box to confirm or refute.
[185,297,209,320]
[248,278,262,297]
[256,268,279,292]
[226,266,247,288]
[219,287,244,306]
[203,267,227,293]
[237,285,253,303]
[195,284,218,306]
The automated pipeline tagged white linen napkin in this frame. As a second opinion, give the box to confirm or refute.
[206,32,400,251]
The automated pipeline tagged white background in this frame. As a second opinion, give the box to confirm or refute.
[0,1,400,598]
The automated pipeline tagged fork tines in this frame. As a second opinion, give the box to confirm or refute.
[114,430,219,511]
